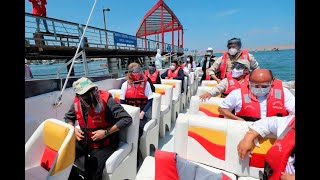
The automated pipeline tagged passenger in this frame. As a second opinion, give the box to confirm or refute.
[218,69,295,121]
[160,60,185,93]
[199,59,250,101]
[120,62,153,139]
[201,47,217,82]
[237,115,295,180]
[64,77,132,180]
[208,38,260,83]
[186,55,196,72]
[179,59,190,76]
[144,64,161,85]
[25,59,33,79]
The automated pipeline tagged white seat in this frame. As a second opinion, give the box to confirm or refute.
[187,72,195,106]
[139,93,161,159]
[201,80,218,87]
[193,67,202,95]
[103,104,140,180]
[25,118,75,180]
[174,114,277,179]
[161,79,182,123]
[188,96,224,118]
[154,84,173,138]
[180,76,188,112]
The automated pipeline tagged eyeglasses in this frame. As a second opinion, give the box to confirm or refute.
[128,67,142,74]
[249,81,272,88]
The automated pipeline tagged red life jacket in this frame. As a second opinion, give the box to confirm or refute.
[219,50,250,79]
[180,63,186,68]
[144,70,159,84]
[73,90,112,149]
[125,79,148,111]
[264,118,295,180]
[236,79,289,121]
[223,73,249,95]
[167,67,181,79]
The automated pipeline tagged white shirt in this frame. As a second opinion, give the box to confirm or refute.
[249,115,295,174]
[219,88,295,118]
[120,81,153,100]
[155,53,163,69]
[182,66,190,76]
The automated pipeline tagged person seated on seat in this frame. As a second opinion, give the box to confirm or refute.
[208,38,260,83]
[144,64,161,85]
[238,115,295,180]
[218,69,295,121]
[64,77,132,180]
[120,62,153,139]
[179,59,190,76]
[199,59,250,101]
[160,60,185,93]
[186,55,196,72]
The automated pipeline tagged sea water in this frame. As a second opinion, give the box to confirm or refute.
[29,49,295,81]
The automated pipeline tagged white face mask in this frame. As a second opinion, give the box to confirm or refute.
[187,58,190,62]
[250,87,271,97]
[170,65,176,70]
[206,51,212,56]
[231,68,244,78]
[228,48,238,56]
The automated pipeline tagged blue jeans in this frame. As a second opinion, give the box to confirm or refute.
[36,17,49,32]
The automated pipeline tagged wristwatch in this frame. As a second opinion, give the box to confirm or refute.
[105,129,110,137]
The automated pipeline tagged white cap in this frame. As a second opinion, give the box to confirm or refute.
[207,47,213,51]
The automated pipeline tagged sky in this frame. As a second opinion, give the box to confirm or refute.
[25,0,295,52]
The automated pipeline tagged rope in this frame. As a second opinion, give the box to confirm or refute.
[54,0,97,107]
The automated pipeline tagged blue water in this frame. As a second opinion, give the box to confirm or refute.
[198,49,295,81]
[30,49,295,81]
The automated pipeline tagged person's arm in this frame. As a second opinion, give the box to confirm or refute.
[147,77,155,92]
[173,69,185,80]
[161,70,168,79]
[142,82,153,113]
[64,103,85,141]
[248,54,260,70]
[208,57,222,83]
[199,78,227,101]
[107,96,133,131]
[218,90,245,121]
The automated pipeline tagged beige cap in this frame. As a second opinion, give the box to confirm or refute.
[236,59,250,69]
[72,77,97,95]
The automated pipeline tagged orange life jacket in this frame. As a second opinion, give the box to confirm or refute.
[125,79,148,111]
[74,90,112,148]
[167,67,181,79]
[223,73,249,95]
[236,79,289,121]
[144,70,159,84]
[219,50,250,79]
[264,118,295,180]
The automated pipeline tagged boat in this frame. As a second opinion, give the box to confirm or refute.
[25,1,295,180]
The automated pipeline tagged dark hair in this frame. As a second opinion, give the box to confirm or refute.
[187,55,193,64]
[227,38,242,48]
[249,69,274,81]
[172,60,178,65]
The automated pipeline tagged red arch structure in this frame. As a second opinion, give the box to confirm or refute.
[136,0,184,53]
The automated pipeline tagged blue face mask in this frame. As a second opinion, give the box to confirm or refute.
[250,87,271,97]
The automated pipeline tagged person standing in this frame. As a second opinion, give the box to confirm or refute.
[25,59,33,79]
[201,47,217,82]
[155,49,164,69]
[29,0,50,33]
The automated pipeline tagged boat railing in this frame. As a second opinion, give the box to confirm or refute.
[25,13,184,53]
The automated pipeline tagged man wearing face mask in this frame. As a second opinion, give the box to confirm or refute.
[64,77,132,180]
[218,69,295,121]
[201,47,217,82]
[199,59,250,101]
[144,64,161,85]
[160,60,185,93]
[208,38,260,83]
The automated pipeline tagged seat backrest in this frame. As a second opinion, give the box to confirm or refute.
[108,89,121,103]
[201,80,218,87]
[196,86,221,98]
[194,67,203,78]
[188,72,195,86]
[153,84,173,107]
[183,76,188,95]
[25,118,75,179]
[118,104,140,145]
[151,93,161,122]
[174,114,277,179]
[189,96,224,118]
[161,79,182,98]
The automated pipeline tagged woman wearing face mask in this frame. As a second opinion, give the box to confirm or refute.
[186,55,196,72]
[160,60,185,93]
[144,65,161,85]
[199,59,250,101]
[218,69,295,122]
[120,63,153,139]
[207,38,260,84]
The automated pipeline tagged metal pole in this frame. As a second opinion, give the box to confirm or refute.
[103,10,107,48]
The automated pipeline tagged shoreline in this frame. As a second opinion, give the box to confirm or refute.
[213,44,295,53]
